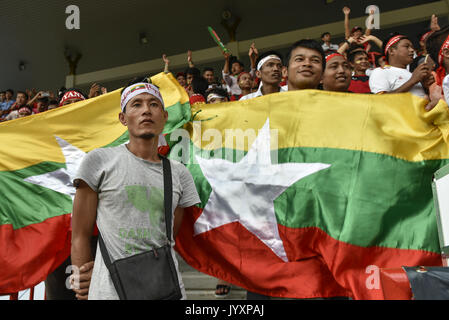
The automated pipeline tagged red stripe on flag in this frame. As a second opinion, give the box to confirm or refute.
[0,214,71,294]
[175,206,349,299]
[279,225,441,299]
[175,207,442,299]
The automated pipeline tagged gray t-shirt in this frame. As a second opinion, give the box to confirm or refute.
[74,144,200,300]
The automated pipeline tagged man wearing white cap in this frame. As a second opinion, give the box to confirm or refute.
[71,77,200,300]
[240,51,286,101]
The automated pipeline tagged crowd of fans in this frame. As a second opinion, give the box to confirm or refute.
[162,8,444,117]
[2,6,449,300]
[0,84,106,122]
[1,7,444,126]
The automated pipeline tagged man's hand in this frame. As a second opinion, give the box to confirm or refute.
[426,82,443,111]
[431,14,440,31]
[162,54,170,65]
[248,42,258,60]
[223,51,231,60]
[343,6,350,15]
[187,50,194,67]
[71,261,94,300]
[410,63,431,85]
[88,83,101,99]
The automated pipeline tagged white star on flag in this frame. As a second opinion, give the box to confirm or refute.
[24,136,86,201]
[194,119,331,262]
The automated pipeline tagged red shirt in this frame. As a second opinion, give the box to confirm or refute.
[348,75,371,94]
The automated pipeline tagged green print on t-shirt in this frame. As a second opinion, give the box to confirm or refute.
[122,185,165,252]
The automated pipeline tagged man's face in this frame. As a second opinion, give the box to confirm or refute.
[5,91,13,100]
[0,93,5,101]
[287,47,323,90]
[377,56,386,68]
[177,75,186,87]
[62,98,82,106]
[186,73,194,85]
[119,93,168,140]
[322,34,331,42]
[16,93,28,106]
[322,56,352,92]
[352,30,363,39]
[351,53,370,72]
[208,97,228,104]
[238,73,252,90]
[203,71,215,84]
[390,39,415,66]
[231,62,243,76]
[256,58,283,86]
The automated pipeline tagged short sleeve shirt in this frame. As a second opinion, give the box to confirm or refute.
[74,145,200,300]
[369,66,426,98]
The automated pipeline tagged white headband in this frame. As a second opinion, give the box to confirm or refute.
[207,93,226,103]
[120,82,164,112]
[257,55,282,71]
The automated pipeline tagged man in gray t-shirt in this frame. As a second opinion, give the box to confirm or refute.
[70,78,200,300]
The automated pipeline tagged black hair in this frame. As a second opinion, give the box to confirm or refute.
[286,39,326,70]
[48,99,59,105]
[16,91,29,100]
[190,77,209,98]
[203,67,214,73]
[375,54,385,67]
[426,25,449,69]
[206,87,229,101]
[120,76,150,95]
[255,51,284,69]
[37,96,50,104]
[120,76,162,113]
[185,67,201,79]
[409,55,427,72]
[57,87,67,99]
[347,49,368,63]
[382,32,411,61]
[321,32,331,39]
[229,57,244,68]
[6,89,14,95]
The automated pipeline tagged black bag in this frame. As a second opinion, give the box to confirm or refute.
[98,156,182,300]
[403,266,449,300]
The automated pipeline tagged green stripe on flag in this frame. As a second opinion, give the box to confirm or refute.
[176,143,448,253]
[0,162,72,229]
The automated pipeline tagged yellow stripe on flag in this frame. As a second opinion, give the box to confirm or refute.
[0,72,188,172]
[188,90,449,162]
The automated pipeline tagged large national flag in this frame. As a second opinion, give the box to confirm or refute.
[173,90,449,300]
[0,72,190,294]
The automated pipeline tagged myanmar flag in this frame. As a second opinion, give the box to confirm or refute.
[173,90,449,300]
[0,73,190,294]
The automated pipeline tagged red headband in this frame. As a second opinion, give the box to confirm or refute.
[384,35,405,56]
[325,53,345,63]
[59,90,85,106]
[438,34,449,66]
[237,71,251,82]
[420,31,434,43]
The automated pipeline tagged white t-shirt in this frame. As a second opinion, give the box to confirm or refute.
[442,74,449,105]
[369,66,426,98]
[239,85,287,101]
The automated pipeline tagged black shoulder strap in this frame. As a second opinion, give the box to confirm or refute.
[161,156,173,241]
[98,156,173,268]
